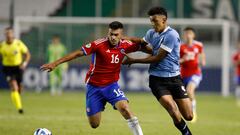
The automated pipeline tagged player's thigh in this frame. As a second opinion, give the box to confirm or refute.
[186,82,197,99]
[186,75,202,91]
[15,67,23,85]
[149,75,171,100]
[101,82,128,108]
[2,66,19,91]
[86,84,106,117]
[87,112,102,128]
[115,100,130,110]
[159,95,178,113]
[175,98,193,120]
[115,100,133,119]
[9,79,19,91]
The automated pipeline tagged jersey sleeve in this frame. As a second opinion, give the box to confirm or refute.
[198,44,203,53]
[160,33,178,53]
[124,42,140,53]
[18,40,28,54]
[81,42,97,56]
[143,29,152,44]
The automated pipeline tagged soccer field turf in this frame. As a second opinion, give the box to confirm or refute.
[0,90,240,135]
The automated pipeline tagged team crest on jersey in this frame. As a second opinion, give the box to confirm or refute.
[85,43,91,48]
[194,48,199,53]
[13,50,18,55]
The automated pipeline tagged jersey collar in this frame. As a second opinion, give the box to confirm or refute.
[159,26,170,35]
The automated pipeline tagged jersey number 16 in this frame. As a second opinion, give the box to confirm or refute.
[111,54,119,63]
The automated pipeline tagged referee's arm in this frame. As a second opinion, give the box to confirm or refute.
[21,51,31,69]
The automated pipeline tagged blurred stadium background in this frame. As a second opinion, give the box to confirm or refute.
[0,0,240,135]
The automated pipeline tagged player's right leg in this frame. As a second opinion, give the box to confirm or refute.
[49,70,57,95]
[85,83,106,128]
[2,66,23,114]
[9,79,24,114]
[149,75,192,135]
[183,75,202,122]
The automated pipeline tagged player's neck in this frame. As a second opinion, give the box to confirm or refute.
[6,38,14,44]
[108,41,119,48]
[158,25,168,34]
[186,40,193,46]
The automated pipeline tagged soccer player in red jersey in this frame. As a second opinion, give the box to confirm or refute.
[180,27,206,123]
[180,27,206,122]
[232,41,240,106]
[40,21,144,135]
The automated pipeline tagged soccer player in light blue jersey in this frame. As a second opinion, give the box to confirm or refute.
[123,7,193,135]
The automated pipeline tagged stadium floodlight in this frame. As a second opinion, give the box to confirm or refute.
[14,16,239,97]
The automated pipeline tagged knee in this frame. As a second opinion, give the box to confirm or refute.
[119,105,130,113]
[184,113,193,121]
[90,122,100,129]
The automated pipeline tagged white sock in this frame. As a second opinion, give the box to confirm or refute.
[127,117,143,135]
[192,99,197,113]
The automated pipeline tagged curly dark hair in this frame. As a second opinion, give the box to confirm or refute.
[147,7,167,18]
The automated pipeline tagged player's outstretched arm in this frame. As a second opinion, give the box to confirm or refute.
[140,44,152,54]
[122,36,144,44]
[123,48,168,65]
[40,49,84,72]
[123,36,152,54]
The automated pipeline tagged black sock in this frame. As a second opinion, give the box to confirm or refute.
[174,119,192,135]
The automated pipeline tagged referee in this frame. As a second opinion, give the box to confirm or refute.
[0,27,31,114]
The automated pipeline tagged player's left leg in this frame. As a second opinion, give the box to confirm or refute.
[185,75,202,122]
[115,100,143,135]
[104,82,143,135]
[9,79,24,114]
[56,69,63,95]
[175,98,193,121]
[16,68,24,94]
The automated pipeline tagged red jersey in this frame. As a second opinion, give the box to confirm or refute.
[180,40,203,77]
[81,38,140,86]
[232,51,240,76]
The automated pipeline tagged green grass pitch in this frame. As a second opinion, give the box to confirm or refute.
[0,90,240,135]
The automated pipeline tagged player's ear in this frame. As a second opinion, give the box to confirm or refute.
[163,17,167,23]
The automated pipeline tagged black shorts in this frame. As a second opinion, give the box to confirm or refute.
[149,75,188,100]
[2,66,23,83]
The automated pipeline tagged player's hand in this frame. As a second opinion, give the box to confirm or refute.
[40,63,57,72]
[122,53,135,67]
[20,62,28,70]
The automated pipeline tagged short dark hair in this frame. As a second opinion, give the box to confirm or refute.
[184,27,195,33]
[148,7,167,18]
[109,21,123,30]
[52,34,60,39]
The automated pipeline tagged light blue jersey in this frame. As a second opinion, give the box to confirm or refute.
[143,26,181,77]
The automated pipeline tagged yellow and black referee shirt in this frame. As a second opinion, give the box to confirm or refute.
[0,39,28,66]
